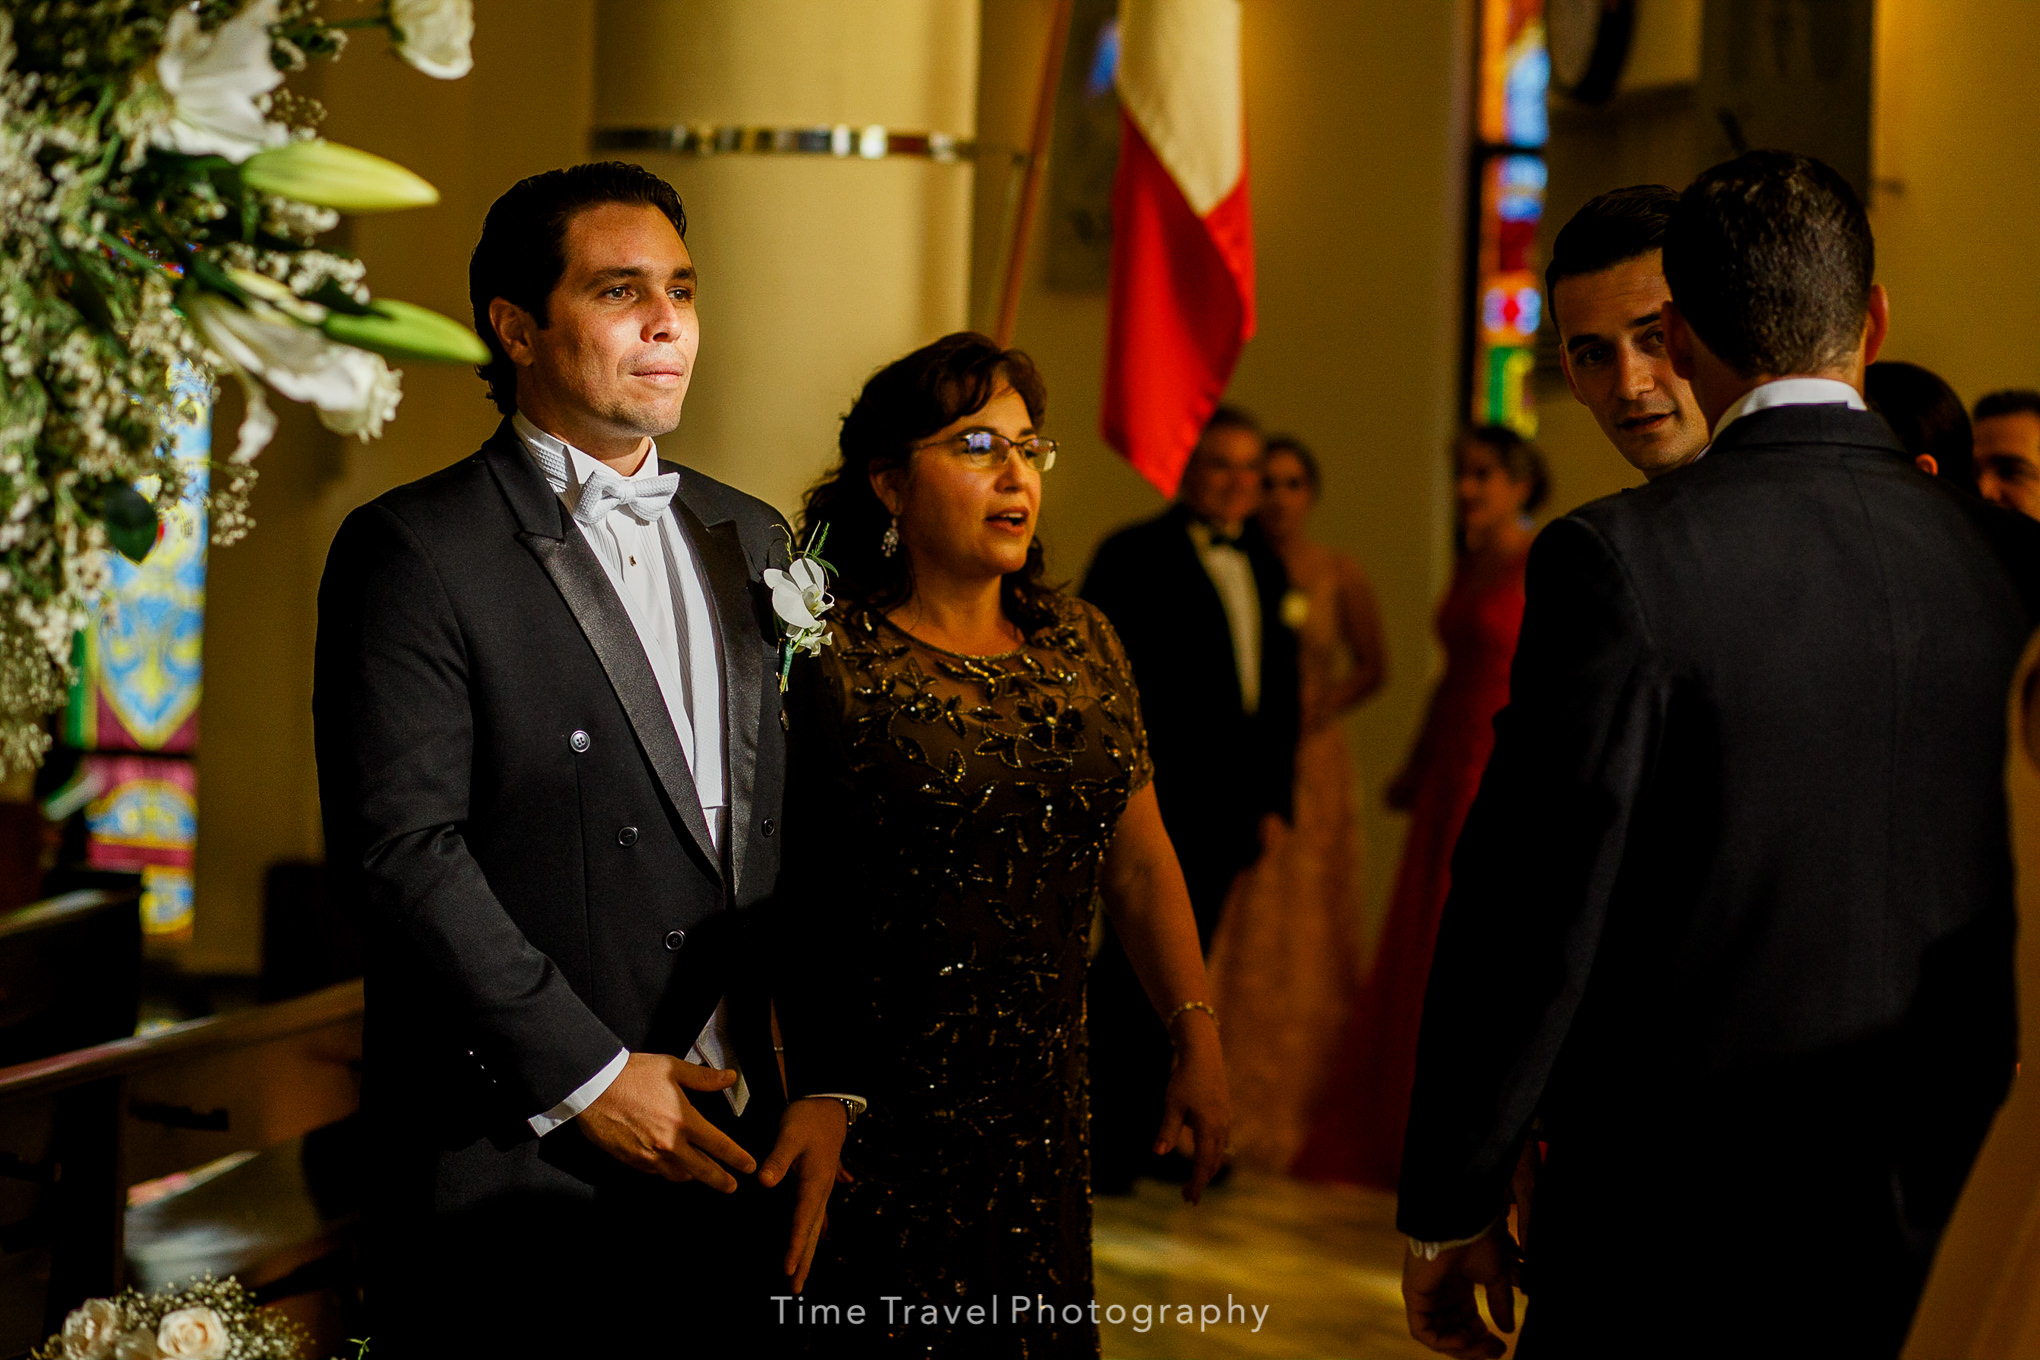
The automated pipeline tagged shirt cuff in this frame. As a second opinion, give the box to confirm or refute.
[1407,1216,1500,1261]
[528,1047,629,1136]
[803,1091,868,1117]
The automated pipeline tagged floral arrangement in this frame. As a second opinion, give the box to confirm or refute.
[0,0,485,774]
[38,1277,306,1359]
[765,523,834,692]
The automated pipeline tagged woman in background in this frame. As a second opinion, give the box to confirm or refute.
[1293,425,1546,1188]
[1205,435,1386,1170]
[1866,358,1975,490]
[786,333,1228,1358]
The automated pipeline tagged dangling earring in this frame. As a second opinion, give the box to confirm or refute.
[881,516,900,557]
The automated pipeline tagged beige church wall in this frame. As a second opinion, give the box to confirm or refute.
[190,0,603,973]
[1872,0,2040,402]
[980,0,1472,943]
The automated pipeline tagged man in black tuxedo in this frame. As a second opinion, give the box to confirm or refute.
[1397,151,2040,1359]
[314,163,860,1355]
[1081,407,1300,1192]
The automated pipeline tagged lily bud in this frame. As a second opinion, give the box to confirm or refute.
[320,299,490,366]
[241,140,440,213]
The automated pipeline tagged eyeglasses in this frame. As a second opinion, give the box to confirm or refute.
[913,429,1058,472]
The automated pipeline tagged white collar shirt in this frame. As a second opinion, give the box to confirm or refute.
[1709,376,1867,444]
[512,412,726,841]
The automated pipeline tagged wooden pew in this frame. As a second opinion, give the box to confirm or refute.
[0,974,362,1354]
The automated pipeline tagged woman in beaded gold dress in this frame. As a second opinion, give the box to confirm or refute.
[784,333,1229,1358]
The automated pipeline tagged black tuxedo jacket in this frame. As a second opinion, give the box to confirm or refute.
[314,422,852,1277]
[1081,505,1300,888]
[1398,406,2040,1346]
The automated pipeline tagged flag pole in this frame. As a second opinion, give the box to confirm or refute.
[993,0,1076,348]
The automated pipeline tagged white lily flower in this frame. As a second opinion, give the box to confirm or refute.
[150,0,290,163]
[187,290,403,452]
[390,0,475,79]
[764,557,832,632]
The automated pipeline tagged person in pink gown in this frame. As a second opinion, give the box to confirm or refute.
[1206,436,1388,1171]
[1292,425,1548,1189]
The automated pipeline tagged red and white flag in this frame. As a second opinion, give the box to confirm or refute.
[1103,0,1256,497]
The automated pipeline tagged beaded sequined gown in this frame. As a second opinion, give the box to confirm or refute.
[792,595,1152,1359]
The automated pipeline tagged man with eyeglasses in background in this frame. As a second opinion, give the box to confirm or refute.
[1081,404,1301,1195]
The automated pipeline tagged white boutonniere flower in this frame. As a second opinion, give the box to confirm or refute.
[764,524,836,692]
[1279,587,1310,630]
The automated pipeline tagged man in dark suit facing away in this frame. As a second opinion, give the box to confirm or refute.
[1397,151,2040,1359]
[315,163,862,1355]
[1081,406,1301,1192]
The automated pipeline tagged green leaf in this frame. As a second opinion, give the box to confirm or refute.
[102,485,159,563]
[321,299,489,365]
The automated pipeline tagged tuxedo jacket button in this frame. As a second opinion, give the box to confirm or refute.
[618,825,639,846]
[569,729,591,753]
[760,818,776,837]
[663,929,686,951]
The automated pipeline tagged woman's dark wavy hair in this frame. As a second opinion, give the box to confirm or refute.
[1458,423,1551,513]
[798,332,1059,628]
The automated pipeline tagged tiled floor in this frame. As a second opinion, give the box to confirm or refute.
[1092,1172,1520,1359]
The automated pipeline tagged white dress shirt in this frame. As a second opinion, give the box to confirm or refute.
[512,414,747,1131]
[1187,519,1262,715]
[1710,376,1867,443]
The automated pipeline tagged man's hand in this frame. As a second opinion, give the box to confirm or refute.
[575,1052,758,1190]
[757,1097,848,1292]
[1403,1225,1520,1359]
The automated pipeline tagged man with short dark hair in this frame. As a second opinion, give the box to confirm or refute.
[1081,406,1300,1192]
[1546,185,1709,478]
[1974,388,2040,519]
[316,162,861,1354]
[1397,151,2040,1358]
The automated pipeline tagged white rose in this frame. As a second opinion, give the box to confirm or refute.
[389,0,475,79]
[150,0,290,163]
[59,1298,121,1360]
[110,1331,159,1360]
[154,1307,227,1360]
[187,291,403,450]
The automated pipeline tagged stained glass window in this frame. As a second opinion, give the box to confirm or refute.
[1470,0,1549,436]
[57,368,207,944]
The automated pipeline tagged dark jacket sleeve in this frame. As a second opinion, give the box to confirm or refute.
[314,502,621,1118]
[1395,516,1665,1240]
[757,631,868,1101]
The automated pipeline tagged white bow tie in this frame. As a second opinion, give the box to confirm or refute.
[573,462,680,528]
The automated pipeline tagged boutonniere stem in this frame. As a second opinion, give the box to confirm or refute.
[765,523,836,693]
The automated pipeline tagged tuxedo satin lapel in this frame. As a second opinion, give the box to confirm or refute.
[674,492,764,901]
[514,512,723,884]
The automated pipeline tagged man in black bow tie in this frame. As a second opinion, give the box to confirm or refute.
[314,162,862,1355]
[1081,406,1301,1192]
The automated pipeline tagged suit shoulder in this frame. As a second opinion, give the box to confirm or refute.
[679,465,786,530]
[359,448,499,531]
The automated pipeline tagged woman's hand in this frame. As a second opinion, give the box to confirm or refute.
[1153,1013,1231,1204]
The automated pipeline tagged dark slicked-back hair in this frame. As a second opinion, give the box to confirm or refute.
[1662,151,1874,379]
[469,162,688,415]
[1976,389,2040,423]
[1201,403,1261,441]
[1544,184,1679,331]
[799,332,1059,629]
[1866,361,1974,490]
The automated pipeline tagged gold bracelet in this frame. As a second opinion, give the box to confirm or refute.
[1165,1000,1219,1033]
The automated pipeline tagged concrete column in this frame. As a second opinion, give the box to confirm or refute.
[594,0,981,518]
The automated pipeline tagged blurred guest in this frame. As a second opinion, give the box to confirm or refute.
[1082,405,1301,1192]
[1292,425,1545,1190]
[1206,435,1387,1171]
[1976,388,2040,519]
[1867,359,1974,487]
[1398,151,2040,1360]
[1902,632,2040,1358]
[1547,185,1709,478]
